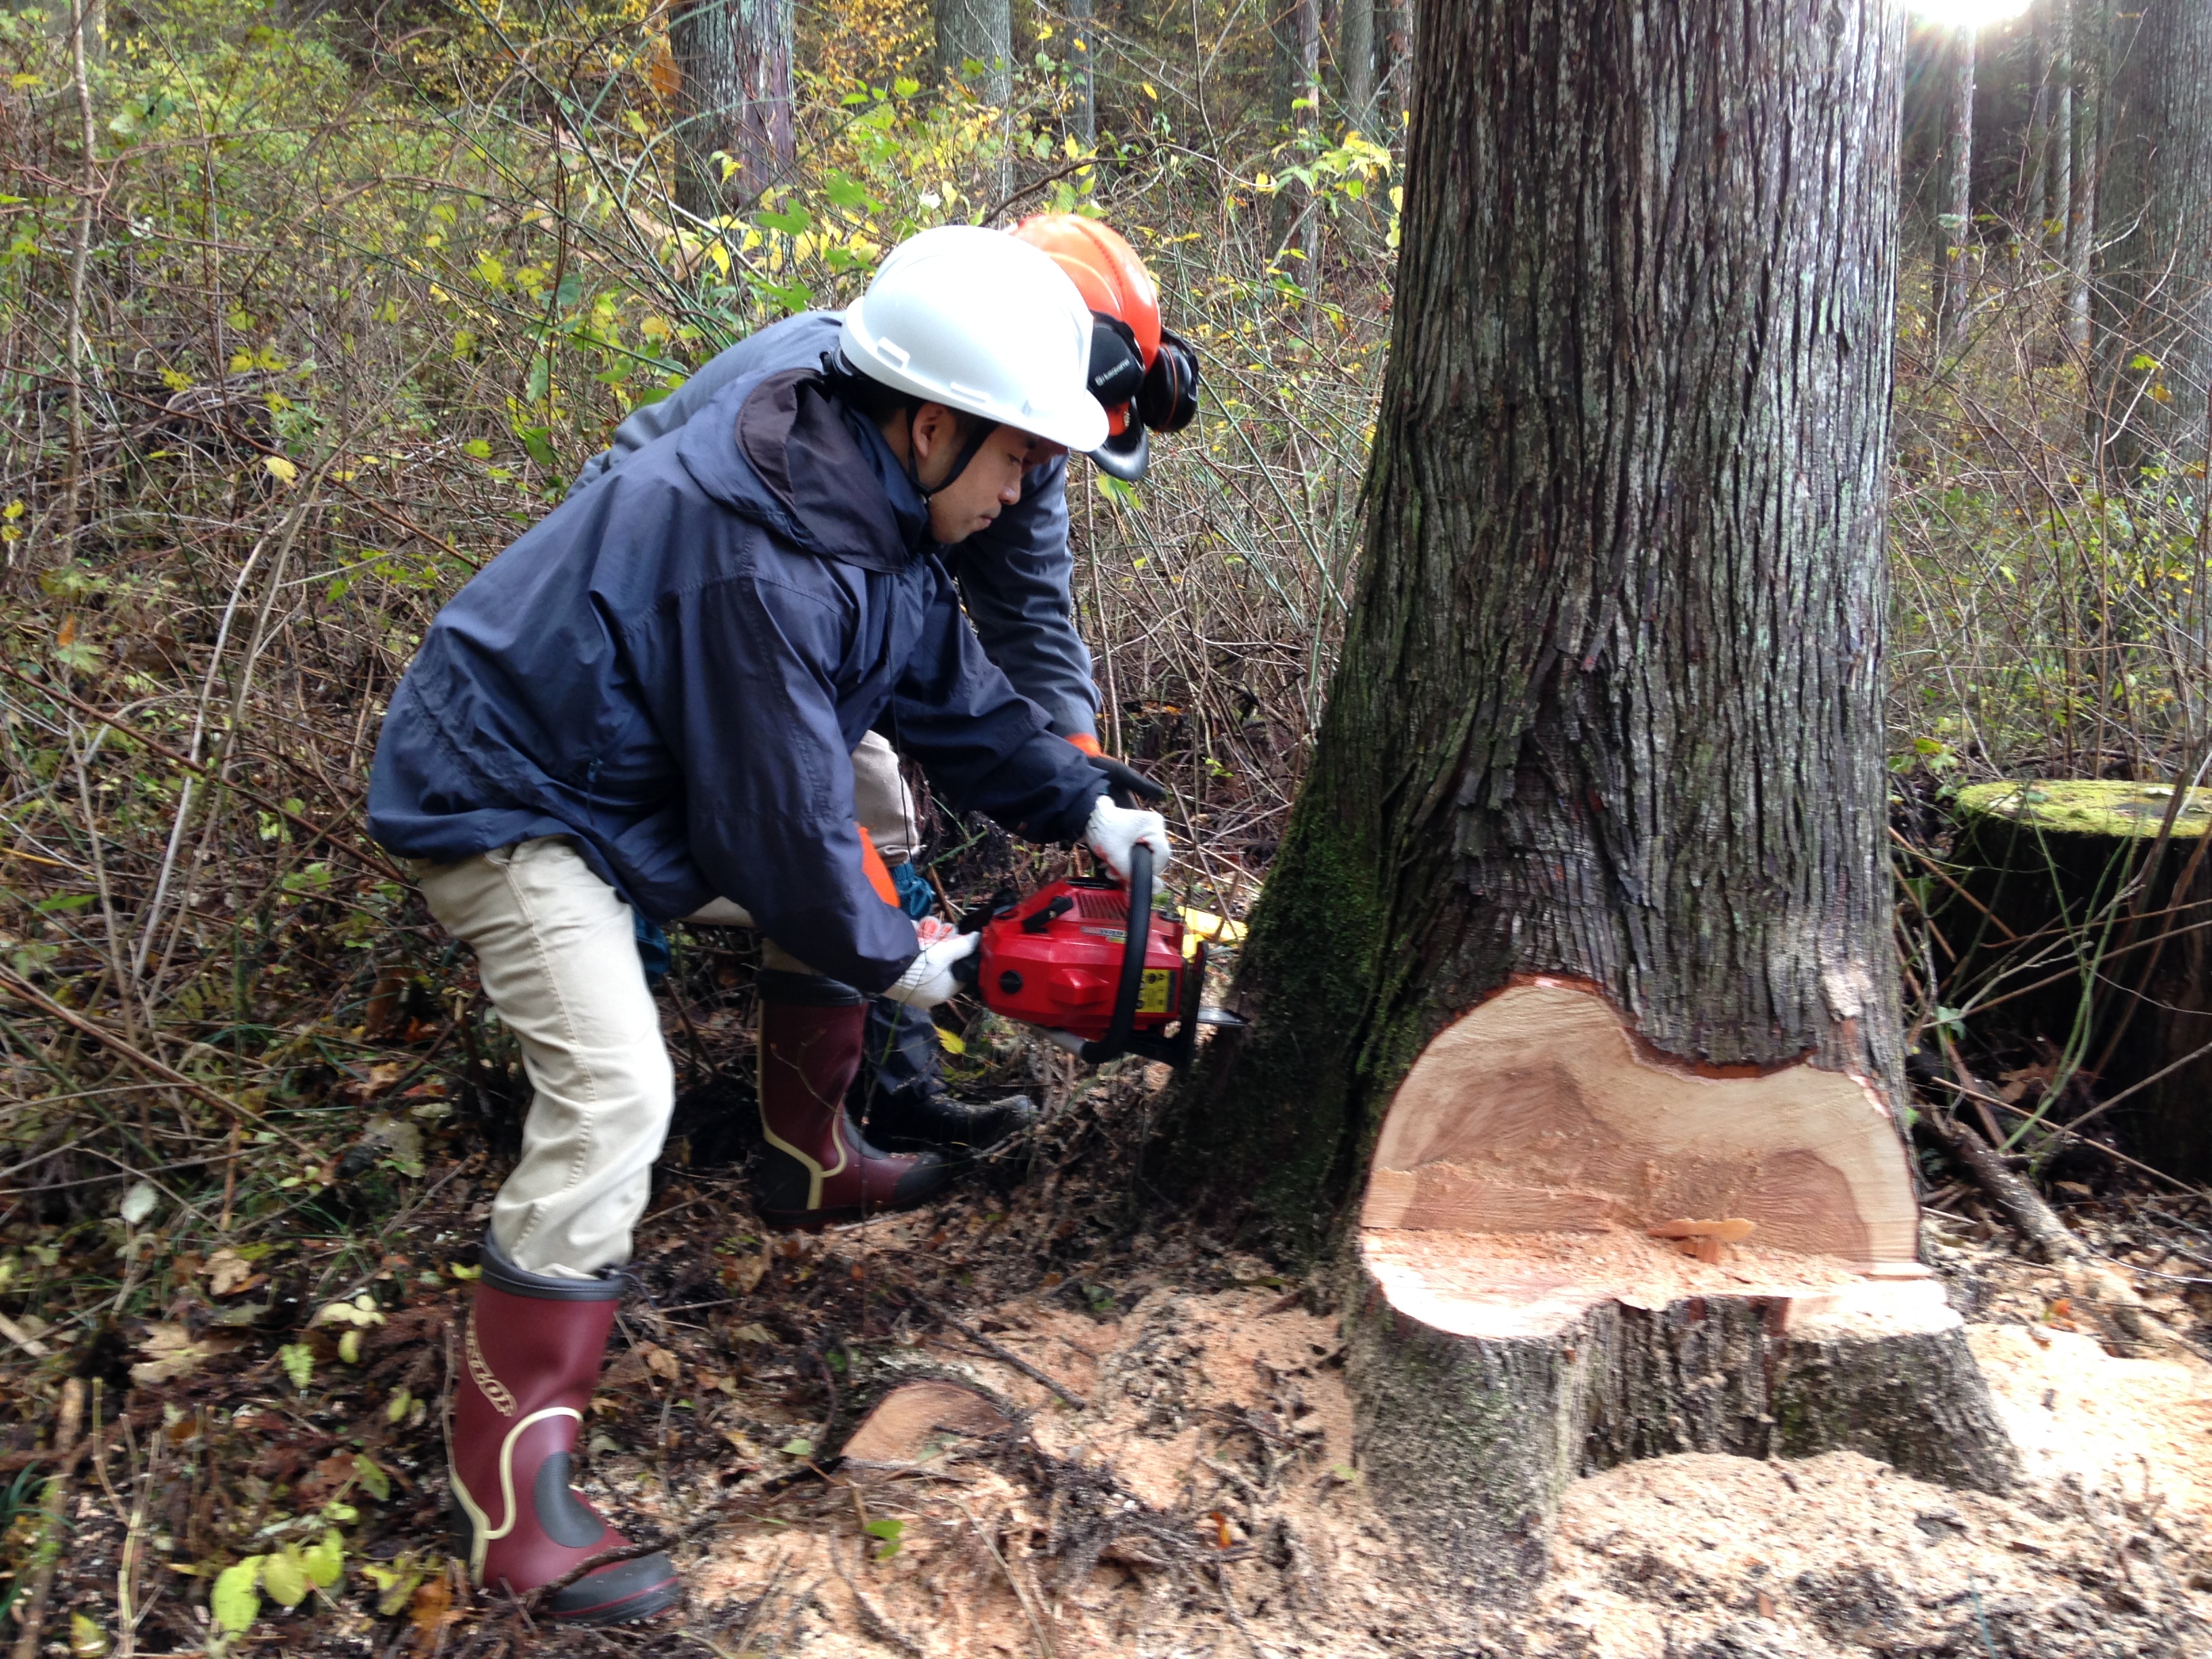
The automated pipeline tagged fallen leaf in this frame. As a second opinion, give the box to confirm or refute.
[409,1575,457,1650]
[723,1251,769,1294]
[118,1181,159,1227]
[640,1341,680,1382]
[205,1248,255,1297]
[130,1324,243,1387]
[68,1611,108,1657]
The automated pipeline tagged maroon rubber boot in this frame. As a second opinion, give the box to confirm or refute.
[756,970,949,1227]
[449,1235,680,1624]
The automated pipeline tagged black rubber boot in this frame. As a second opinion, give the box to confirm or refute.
[851,996,1038,1153]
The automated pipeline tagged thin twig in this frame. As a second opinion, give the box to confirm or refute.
[930,1304,1089,1411]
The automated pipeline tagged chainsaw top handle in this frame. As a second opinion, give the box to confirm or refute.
[1079,841,1153,1065]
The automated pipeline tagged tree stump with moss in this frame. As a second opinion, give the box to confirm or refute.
[1949,780,2212,1174]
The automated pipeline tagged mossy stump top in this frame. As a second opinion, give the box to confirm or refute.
[1954,780,2212,840]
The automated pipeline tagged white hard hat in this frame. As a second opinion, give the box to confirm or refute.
[840,226,1109,454]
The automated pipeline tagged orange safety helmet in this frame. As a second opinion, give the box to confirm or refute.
[1011,214,1198,481]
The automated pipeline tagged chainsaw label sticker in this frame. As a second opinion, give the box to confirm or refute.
[1080,926,1126,943]
[1138,969,1173,1015]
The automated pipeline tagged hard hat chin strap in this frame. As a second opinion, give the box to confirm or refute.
[906,407,1000,506]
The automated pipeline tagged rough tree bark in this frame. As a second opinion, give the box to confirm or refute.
[1174,0,2017,1583]
[1940,24,1977,347]
[937,0,1012,104]
[670,0,793,216]
[2091,0,2212,476]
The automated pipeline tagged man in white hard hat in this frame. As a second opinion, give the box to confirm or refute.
[576,217,1198,1164]
[365,226,1172,1622]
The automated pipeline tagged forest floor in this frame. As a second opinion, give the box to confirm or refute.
[9,1046,2212,1659]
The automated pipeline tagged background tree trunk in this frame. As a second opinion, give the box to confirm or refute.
[1173,0,2015,1576]
[1338,0,1375,133]
[1940,24,1977,347]
[2052,0,2074,264]
[1380,0,1412,135]
[937,0,1012,103]
[2066,0,2103,350]
[671,0,794,216]
[2024,2,2051,249]
[2091,0,2212,476]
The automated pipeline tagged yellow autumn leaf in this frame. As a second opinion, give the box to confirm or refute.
[264,455,298,485]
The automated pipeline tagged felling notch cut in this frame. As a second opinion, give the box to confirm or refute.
[1345,980,2018,1582]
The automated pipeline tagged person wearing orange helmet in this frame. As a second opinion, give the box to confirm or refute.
[570,215,1199,1160]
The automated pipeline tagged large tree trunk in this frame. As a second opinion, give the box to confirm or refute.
[937,0,1012,103]
[2091,0,2212,477]
[1174,0,2018,1584]
[670,0,794,216]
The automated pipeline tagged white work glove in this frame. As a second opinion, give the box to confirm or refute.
[885,922,979,1009]
[1085,795,1172,883]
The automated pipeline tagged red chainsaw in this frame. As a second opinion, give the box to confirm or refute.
[951,840,1241,1067]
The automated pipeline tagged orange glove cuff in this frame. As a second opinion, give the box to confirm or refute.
[1064,732,1105,758]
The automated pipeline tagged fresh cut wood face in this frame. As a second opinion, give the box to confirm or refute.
[1359,981,1930,1340]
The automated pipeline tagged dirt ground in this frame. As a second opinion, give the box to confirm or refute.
[12,1064,2212,1658]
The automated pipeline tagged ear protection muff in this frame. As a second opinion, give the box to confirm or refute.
[1137,328,1199,433]
[1086,312,1147,414]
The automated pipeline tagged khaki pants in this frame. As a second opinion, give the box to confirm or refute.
[414,732,918,1275]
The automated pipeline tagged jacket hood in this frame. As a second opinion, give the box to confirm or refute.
[676,366,930,573]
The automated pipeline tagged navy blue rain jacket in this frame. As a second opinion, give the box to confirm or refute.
[367,367,1106,991]
[574,311,1099,738]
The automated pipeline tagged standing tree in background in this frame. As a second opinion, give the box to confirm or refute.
[1338,0,1376,132]
[670,0,793,216]
[936,0,1012,104]
[1939,22,1977,346]
[1173,0,2015,1577]
[2025,1,2053,247]
[2066,0,2104,348]
[2092,0,2212,476]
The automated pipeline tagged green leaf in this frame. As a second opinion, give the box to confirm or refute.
[261,1547,308,1609]
[821,171,881,213]
[68,1611,108,1657]
[353,1454,390,1502]
[277,1343,313,1391]
[754,206,811,236]
[301,1530,344,1589]
[462,439,492,460]
[781,1437,813,1458]
[386,1387,413,1424]
[211,1558,264,1633]
[515,426,558,468]
[864,1517,905,1560]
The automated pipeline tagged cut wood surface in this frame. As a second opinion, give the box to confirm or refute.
[1363,981,1921,1272]
[840,1380,1009,1469]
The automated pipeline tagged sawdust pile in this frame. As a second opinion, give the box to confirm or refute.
[660,1262,2212,1657]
